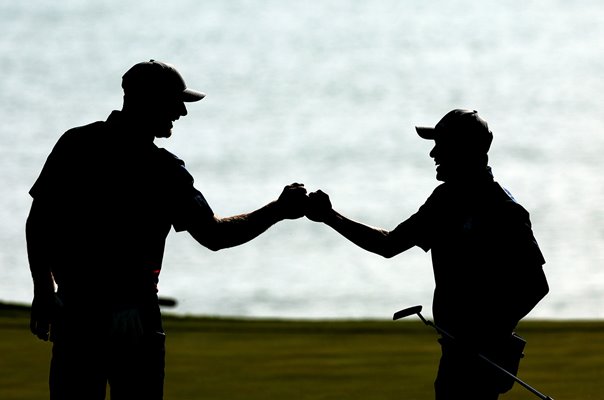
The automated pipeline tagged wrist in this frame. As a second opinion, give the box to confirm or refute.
[322,208,339,225]
[33,281,55,298]
[33,290,55,302]
[268,200,286,222]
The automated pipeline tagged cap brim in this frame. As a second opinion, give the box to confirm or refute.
[415,126,436,140]
[182,88,206,102]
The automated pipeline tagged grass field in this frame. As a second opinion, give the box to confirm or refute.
[1,307,602,399]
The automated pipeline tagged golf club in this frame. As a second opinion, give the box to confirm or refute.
[393,305,554,400]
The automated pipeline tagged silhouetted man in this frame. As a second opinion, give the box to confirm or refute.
[26,59,308,400]
[306,109,549,399]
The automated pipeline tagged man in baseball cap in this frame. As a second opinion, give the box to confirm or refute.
[306,108,549,399]
[120,59,205,139]
[416,109,493,182]
[26,60,308,399]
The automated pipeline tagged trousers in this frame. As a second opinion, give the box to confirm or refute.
[48,305,165,400]
[434,338,501,400]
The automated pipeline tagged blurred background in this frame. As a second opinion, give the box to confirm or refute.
[1,0,603,319]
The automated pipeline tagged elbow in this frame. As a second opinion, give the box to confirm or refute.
[376,239,406,259]
[189,217,228,252]
[204,242,223,252]
[193,235,224,252]
[380,249,397,259]
[189,228,224,252]
[378,235,413,259]
[362,245,396,259]
[374,231,400,259]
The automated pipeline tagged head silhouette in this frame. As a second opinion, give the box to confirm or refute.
[121,60,205,138]
[416,109,492,182]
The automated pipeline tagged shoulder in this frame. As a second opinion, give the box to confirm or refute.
[492,183,529,217]
[53,121,106,152]
[408,183,449,222]
[485,183,536,234]
[422,183,452,208]
[156,148,186,167]
[30,120,106,198]
[155,148,196,185]
[429,183,449,198]
[64,120,106,139]
[41,121,107,165]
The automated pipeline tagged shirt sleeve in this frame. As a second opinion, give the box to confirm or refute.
[29,130,79,200]
[172,187,215,232]
[157,149,215,232]
[388,186,442,252]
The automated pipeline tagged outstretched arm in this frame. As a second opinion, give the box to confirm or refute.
[188,183,308,251]
[306,190,414,258]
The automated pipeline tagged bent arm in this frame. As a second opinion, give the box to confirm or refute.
[321,209,414,258]
[307,190,415,258]
[189,201,284,251]
[188,183,307,251]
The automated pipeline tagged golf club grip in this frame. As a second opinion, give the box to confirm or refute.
[393,305,423,320]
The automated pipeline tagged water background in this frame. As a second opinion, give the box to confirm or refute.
[2,0,604,319]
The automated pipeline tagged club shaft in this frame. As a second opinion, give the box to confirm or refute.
[475,353,552,400]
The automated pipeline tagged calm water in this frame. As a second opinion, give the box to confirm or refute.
[1,0,604,319]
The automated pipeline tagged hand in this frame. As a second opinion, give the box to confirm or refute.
[276,183,308,220]
[306,190,332,222]
[30,293,62,341]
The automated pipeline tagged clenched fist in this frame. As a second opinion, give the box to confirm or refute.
[275,183,308,220]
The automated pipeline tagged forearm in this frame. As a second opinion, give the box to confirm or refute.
[26,208,55,296]
[190,201,284,251]
[189,183,307,250]
[322,209,401,258]
[29,263,55,296]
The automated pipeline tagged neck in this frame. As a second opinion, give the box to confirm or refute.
[114,109,156,143]
[443,166,493,185]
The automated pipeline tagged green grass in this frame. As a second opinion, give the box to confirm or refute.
[1,308,603,399]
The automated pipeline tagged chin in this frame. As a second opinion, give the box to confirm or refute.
[154,129,173,139]
[435,167,447,182]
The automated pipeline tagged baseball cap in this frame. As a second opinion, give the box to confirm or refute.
[122,59,205,102]
[415,109,493,154]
